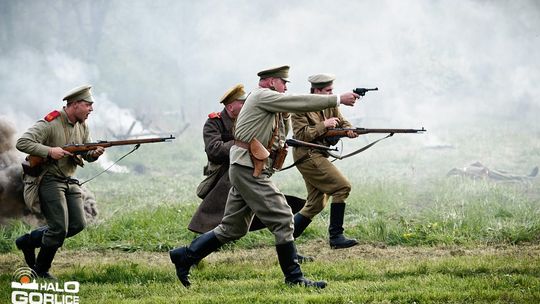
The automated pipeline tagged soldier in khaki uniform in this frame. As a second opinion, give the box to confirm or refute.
[291,74,359,249]
[170,66,360,288]
[15,85,104,279]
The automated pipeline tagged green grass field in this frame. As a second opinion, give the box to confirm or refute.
[1,120,539,303]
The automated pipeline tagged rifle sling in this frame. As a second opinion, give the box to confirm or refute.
[329,133,394,161]
[80,144,141,185]
[279,154,310,171]
[279,133,394,171]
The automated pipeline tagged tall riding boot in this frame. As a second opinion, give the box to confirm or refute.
[276,241,327,288]
[329,203,358,249]
[169,231,222,287]
[293,213,314,263]
[15,226,47,268]
[34,245,59,280]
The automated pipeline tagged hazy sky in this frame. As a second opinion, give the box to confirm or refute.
[1,0,539,138]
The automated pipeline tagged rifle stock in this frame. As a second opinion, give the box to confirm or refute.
[25,135,175,169]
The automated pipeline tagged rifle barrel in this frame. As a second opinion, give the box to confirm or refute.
[65,135,175,148]
[353,127,426,134]
[285,139,338,151]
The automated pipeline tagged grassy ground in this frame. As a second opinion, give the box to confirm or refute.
[0,241,540,303]
[1,244,539,303]
[1,119,539,303]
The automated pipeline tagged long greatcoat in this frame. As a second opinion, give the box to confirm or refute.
[188,109,306,233]
[188,109,234,233]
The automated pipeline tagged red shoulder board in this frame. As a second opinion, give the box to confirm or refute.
[208,112,221,119]
[44,110,61,122]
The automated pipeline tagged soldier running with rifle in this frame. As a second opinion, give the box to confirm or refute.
[15,84,174,279]
[290,74,425,251]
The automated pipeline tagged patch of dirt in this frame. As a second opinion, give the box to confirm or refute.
[2,243,539,276]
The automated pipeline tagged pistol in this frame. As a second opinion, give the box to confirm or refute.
[352,87,378,96]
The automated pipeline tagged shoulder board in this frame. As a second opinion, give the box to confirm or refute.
[208,112,222,119]
[44,110,61,122]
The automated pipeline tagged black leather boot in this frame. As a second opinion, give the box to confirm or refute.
[169,231,222,287]
[34,245,59,280]
[15,227,47,268]
[329,203,358,249]
[276,241,326,288]
[293,213,311,238]
[293,213,314,263]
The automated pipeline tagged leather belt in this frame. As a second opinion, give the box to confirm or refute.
[234,140,250,149]
[235,140,276,158]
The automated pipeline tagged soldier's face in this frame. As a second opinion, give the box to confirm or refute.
[314,85,333,95]
[226,100,244,119]
[74,101,94,122]
[272,78,288,93]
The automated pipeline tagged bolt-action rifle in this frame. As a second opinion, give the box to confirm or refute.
[22,135,175,176]
[285,138,338,151]
[324,127,425,146]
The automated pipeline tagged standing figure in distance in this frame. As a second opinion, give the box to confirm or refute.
[15,85,104,279]
[170,66,359,288]
[291,73,360,249]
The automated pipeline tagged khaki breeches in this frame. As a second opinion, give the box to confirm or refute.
[213,164,294,245]
[296,154,351,219]
[39,175,86,247]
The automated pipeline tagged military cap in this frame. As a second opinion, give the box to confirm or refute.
[63,84,95,104]
[308,73,336,89]
[257,65,290,82]
[220,84,247,105]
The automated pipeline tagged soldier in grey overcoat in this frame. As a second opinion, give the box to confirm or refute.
[188,84,246,233]
[170,66,360,288]
[14,85,104,279]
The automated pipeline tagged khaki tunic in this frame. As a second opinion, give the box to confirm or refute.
[16,109,96,177]
[214,88,338,245]
[189,109,306,234]
[16,109,96,247]
[291,107,353,219]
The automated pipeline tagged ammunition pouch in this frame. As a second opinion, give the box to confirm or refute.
[196,162,225,199]
[248,138,270,177]
[22,160,43,178]
[22,171,47,214]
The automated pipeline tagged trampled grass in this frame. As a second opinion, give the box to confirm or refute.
[1,245,539,303]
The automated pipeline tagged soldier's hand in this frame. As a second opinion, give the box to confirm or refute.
[324,117,341,128]
[346,130,359,138]
[339,92,361,106]
[91,146,105,158]
[48,147,73,160]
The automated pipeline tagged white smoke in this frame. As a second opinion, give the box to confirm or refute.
[1,0,539,149]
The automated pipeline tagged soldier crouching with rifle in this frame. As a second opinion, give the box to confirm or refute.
[169,65,360,289]
[291,74,361,250]
[14,84,104,279]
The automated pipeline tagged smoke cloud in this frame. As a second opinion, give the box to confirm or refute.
[0,0,538,176]
[1,1,538,132]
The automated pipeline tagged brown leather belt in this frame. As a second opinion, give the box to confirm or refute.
[235,140,276,158]
[234,140,250,149]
